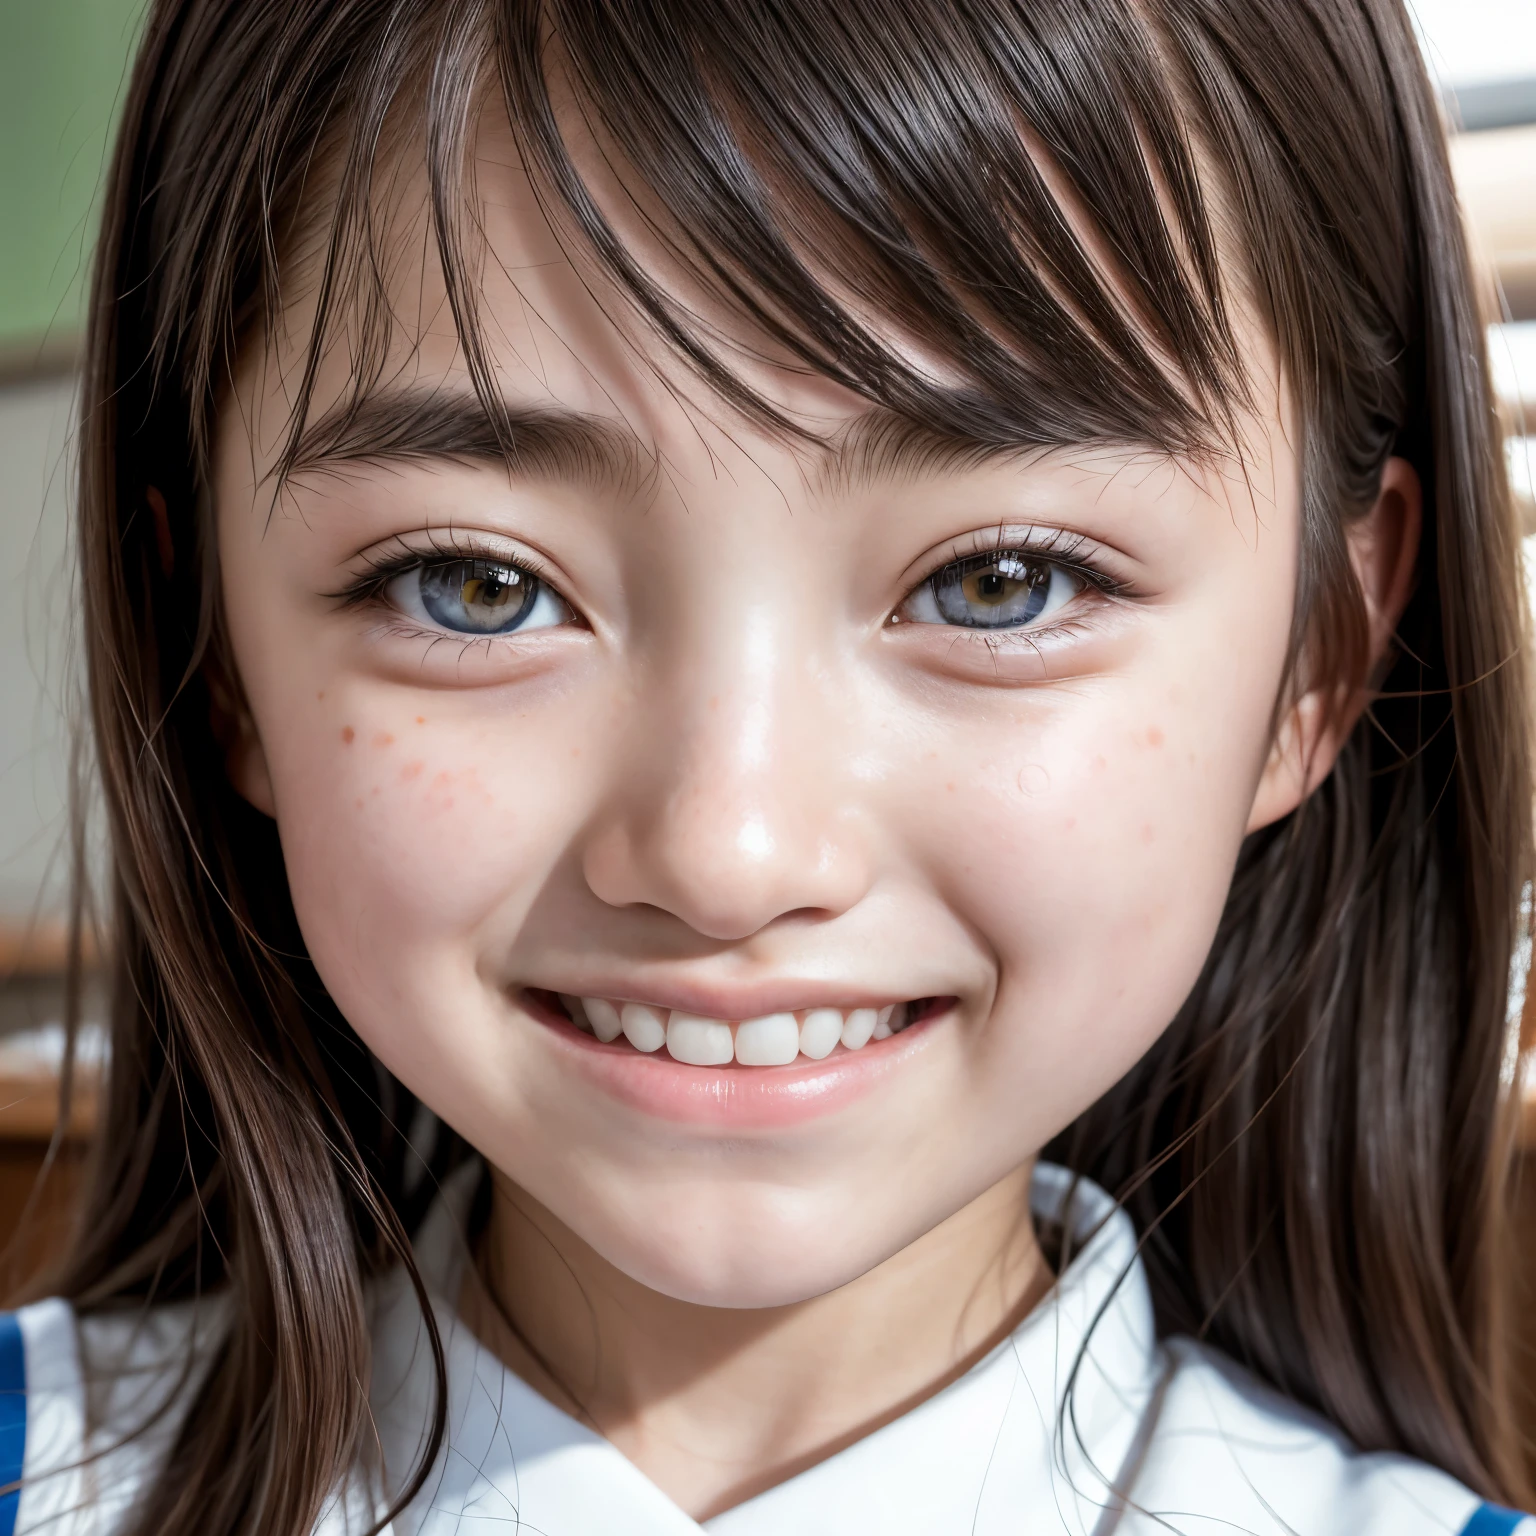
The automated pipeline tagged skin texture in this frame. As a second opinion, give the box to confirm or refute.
[211,131,1419,1516]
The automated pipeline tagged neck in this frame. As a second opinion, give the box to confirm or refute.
[459,1162,1050,1520]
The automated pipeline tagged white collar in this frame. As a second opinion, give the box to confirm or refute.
[368,1164,1163,1536]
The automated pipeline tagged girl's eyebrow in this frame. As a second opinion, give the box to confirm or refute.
[284,386,649,490]
[824,410,1051,492]
[283,383,1078,496]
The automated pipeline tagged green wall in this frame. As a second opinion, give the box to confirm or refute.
[0,0,147,353]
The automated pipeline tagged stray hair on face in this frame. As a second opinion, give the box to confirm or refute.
[57,1,1533,1532]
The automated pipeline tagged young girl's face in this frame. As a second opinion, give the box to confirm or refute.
[214,133,1308,1308]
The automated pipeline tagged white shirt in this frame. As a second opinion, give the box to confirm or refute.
[5,1164,1528,1536]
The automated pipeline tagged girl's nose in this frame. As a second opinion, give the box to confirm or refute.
[580,616,875,942]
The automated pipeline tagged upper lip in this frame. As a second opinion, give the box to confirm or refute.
[525,977,922,1020]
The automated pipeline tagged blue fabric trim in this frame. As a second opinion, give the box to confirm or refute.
[0,1312,24,1536]
[1462,1504,1532,1536]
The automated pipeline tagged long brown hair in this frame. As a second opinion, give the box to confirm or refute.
[56,0,1532,1531]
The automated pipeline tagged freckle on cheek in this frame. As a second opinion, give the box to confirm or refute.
[415,716,426,725]
[341,727,355,745]
[373,732,395,748]
[401,761,424,782]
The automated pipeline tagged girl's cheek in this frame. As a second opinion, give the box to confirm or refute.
[914,692,1261,1058]
[271,694,590,973]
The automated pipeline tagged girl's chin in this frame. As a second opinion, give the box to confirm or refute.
[574,1216,899,1310]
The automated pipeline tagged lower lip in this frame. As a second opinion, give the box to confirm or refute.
[527,996,944,1130]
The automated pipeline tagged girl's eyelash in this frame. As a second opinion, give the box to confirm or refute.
[329,532,553,609]
[331,526,1126,627]
[912,527,1131,599]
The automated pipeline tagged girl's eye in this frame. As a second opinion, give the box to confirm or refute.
[899,552,1085,630]
[386,558,573,636]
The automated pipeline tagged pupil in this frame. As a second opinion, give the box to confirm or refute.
[464,570,515,608]
[966,566,1025,606]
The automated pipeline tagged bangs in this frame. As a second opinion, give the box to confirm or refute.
[505,0,1245,449]
[207,0,1254,477]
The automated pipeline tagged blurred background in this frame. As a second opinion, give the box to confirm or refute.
[1,0,142,947]
[0,0,1532,1347]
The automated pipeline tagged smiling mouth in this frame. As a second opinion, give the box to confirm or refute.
[531,991,947,1066]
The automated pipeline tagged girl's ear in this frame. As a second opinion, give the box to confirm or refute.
[1246,456,1422,834]
[204,648,277,818]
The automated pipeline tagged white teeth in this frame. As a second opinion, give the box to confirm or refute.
[569,997,915,1063]
[620,1002,668,1053]
[582,997,624,1043]
[799,1008,844,1060]
[736,1013,801,1065]
[840,1008,878,1050]
[667,1013,735,1066]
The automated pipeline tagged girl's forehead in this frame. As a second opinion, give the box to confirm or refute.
[248,133,838,456]
[247,100,1277,489]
